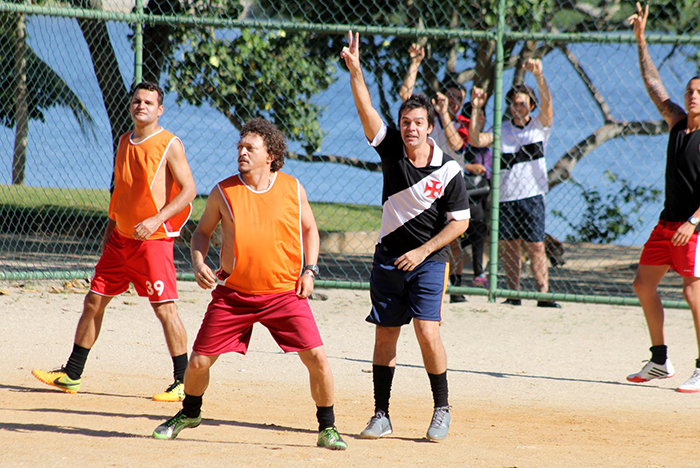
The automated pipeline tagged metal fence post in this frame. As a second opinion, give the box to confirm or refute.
[487,0,506,303]
[133,0,143,85]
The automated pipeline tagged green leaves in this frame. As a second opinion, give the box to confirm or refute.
[0,14,94,133]
[553,171,662,244]
[168,28,335,153]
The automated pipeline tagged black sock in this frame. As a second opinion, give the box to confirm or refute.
[695,358,700,369]
[449,274,462,287]
[172,353,188,383]
[428,371,449,408]
[64,344,90,380]
[182,393,203,419]
[316,405,335,431]
[650,345,668,365]
[373,365,395,415]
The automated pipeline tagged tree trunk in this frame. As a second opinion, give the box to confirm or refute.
[547,120,667,189]
[12,12,28,186]
[76,17,131,158]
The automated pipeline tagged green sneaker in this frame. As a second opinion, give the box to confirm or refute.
[32,368,81,394]
[317,426,348,451]
[153,410,202,440]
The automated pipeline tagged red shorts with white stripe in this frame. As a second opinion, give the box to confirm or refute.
[90,231,178,302]
[639,220,700,277]
[193,286,323,356]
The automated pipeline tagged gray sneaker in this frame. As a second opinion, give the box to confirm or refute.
[360,411,393,439]
[153,410,202,439]
[426,406,451,441]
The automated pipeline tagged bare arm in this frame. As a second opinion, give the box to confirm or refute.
[133,139,197,240]
[464,163,488,175]
[296,184,320,299]
[395,219,469,271]
[468,87,493,147]
[629,2,685,128]
[190,188,224,290]
[101,218,117,253]
[672,206,700,247]
[433,92,465,151]
[524,59,553,128]
[399,43,425,102]
[341,30,383,141]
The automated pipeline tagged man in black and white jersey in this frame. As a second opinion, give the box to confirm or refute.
[399,43,472,302]
[469,59,560,308]
[341,31,469,441]
[626,3,700,393]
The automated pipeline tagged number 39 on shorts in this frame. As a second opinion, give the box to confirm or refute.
[146,280,165,297]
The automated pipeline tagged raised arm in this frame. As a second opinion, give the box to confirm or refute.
[628,2,685,128]
[434,91,465,151]
[399,43,425,102]
[341,30,383,141]
[524,59,553,128]
[468,87,493,148]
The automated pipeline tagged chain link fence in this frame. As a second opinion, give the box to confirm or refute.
[1,1,698,307]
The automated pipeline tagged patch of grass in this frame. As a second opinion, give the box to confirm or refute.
[0,185,381,234]
[0,185,111,211]
[311,202,382,232]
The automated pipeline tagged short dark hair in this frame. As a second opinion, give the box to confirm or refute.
[131,81,164,106]
[506,84,538,111]
[240,118,287,172]
[398,93,435,127]
[462,101,487,119]
[688,76,700,86]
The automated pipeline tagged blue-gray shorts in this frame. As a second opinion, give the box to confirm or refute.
[499,195,545,242]
[366,245,448,327]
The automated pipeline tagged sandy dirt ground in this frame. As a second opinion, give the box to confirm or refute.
[2,279,699,468]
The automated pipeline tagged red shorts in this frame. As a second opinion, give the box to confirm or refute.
[90,231,178,302]
[193,286,323,356]
[639,220,700,277]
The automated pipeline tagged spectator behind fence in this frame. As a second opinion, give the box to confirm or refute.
[452,101,492,293]
[625,3,700,394]
[32,81,196,402]
[469,60,560,308]
[399,42,475,302]
[342,30,469,441]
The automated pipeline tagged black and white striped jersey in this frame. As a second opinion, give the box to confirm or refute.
[500,117,550,202]
[370,123,470,262]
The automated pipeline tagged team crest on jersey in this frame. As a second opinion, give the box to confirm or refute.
[424,179,443,198]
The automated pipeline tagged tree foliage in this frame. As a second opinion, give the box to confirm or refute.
[552,171,662,243]
[0,14,93,131]
[57,0,700,178]
[168,28,335,153]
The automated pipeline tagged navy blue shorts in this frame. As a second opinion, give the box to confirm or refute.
[499,195,545,242]
[366,245,448,326]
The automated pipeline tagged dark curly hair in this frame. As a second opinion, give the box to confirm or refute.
[131,81,164,106]
[240,118,287,172]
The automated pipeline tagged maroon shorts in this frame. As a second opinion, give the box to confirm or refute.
[639,220,700,277]
[90,231,178,302]
[193,286,323,355]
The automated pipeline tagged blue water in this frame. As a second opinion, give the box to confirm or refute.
[1,16,694,245]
